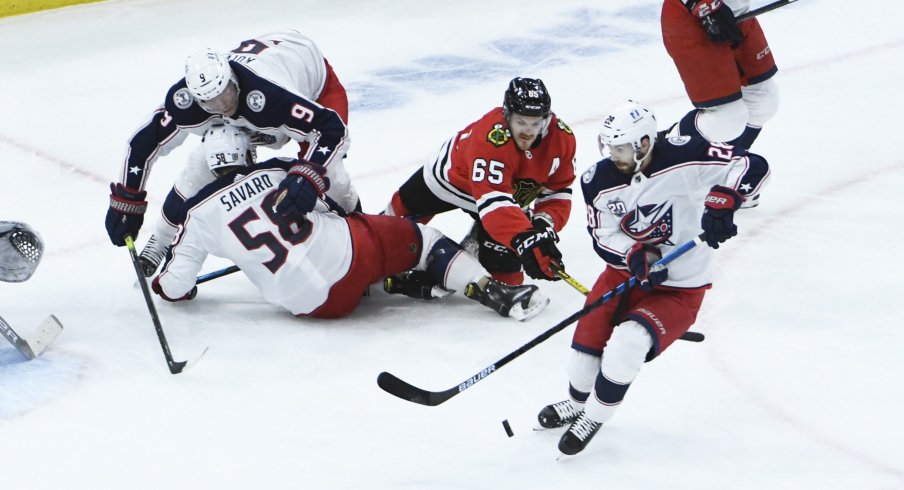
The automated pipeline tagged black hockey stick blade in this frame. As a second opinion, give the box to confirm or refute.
[377,372,457,406]
[168,359,187,374]
[681,331,705,342]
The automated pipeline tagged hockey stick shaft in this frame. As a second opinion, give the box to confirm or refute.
[377,234,706,406]
[197,265,240,285]
[553,266,705,343]
[125,236,186,374]
[737,0,798,21]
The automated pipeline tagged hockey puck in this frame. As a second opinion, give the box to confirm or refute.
[502,419,514,437]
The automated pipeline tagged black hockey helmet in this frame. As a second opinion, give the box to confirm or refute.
[503,77,551,119]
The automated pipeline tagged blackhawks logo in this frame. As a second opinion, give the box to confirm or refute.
[557,118,573,134]
[487,123,510,147]
[512,179,542,207]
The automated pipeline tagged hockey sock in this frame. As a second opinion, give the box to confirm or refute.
[728,125,762,151]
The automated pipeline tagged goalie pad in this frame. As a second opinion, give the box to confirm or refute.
[0,221,44,283]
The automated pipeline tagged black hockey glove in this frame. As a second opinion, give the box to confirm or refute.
[106,183,147,246]
[151,276,197,302]
[511,221,562,281]
[701,185,743,249]
[687,0,743,48]
[274,162,330,219]
[627,242,668,290]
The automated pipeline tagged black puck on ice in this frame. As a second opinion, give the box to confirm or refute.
[502,419,514,437]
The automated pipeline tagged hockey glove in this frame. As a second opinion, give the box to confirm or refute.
[106,183,148,246]
[701,185,743,249]
[151,276,197,302]
[274,162,330,219]
[627,242,668,290]
[511,224,562,281]
[687,0,743,48]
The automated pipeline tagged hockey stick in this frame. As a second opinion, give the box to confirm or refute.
[197,265,240,285]
[377,233,706,406]
[552,266,705,343]
[737,0,798,21]
[125,236,187,374]
[552,267,591,295]
[0,314,63,360]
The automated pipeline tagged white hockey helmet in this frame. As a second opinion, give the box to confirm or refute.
[598,100,657,172]
[202,125,255,175]
[185,50,234,101]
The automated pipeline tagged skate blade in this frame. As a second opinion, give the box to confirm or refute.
[509,293,550,322]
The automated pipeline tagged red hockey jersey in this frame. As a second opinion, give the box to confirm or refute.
[435,107,576,248]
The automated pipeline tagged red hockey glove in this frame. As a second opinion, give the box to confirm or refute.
[511,222,562,281]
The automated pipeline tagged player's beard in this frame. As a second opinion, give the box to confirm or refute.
[514,132,537,151]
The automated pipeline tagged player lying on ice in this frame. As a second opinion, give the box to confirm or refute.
[150,124,549,321]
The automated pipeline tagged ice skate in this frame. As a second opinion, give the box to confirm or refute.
[383,270,452,300]
[465,278,548,321]
[138,234,168,277]
[537,400,581,429]
[558,412,602,456]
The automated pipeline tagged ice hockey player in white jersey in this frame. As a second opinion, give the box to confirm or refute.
[151,125,549,321]
[105,30,361,270]
[536,100,770,456]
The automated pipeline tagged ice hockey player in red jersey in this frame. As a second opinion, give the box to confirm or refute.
[537,100,770,456]
[383,77,576,290]
[661,0,779,150]
[105,30,360,277]
[151,125,549,322]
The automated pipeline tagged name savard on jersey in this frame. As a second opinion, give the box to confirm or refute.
[168,158,294,224]
[218,173,277,212]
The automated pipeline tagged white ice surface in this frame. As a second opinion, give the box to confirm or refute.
[1,1,903,488]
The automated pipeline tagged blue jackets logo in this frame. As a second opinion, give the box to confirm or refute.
[620,202,674,245]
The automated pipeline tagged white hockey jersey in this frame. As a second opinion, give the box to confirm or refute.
[120,30,348,192]
[580,135,770,288]
[157,159,353,315]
